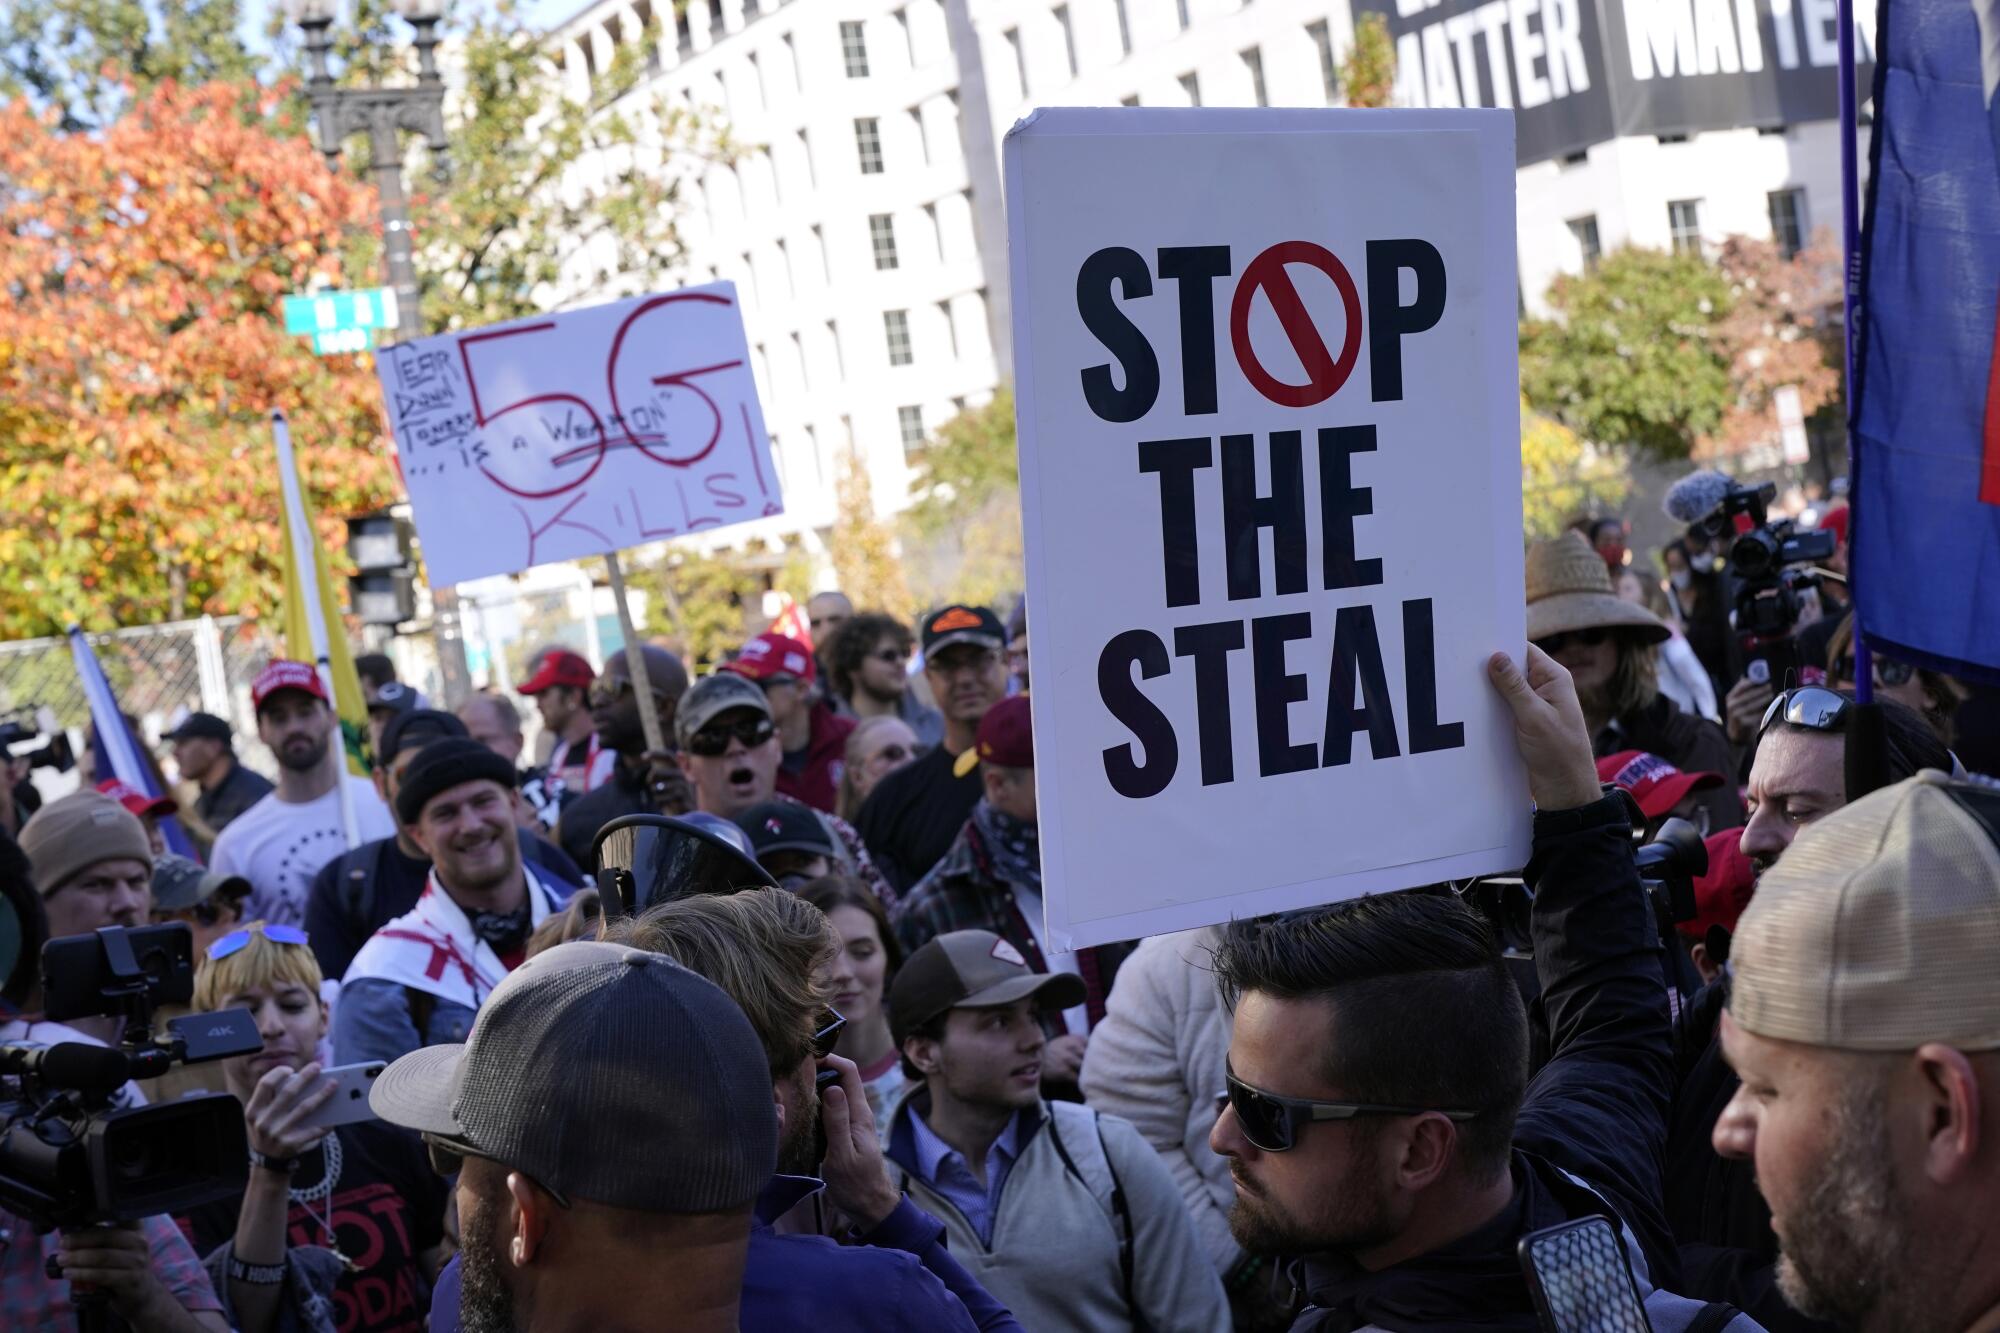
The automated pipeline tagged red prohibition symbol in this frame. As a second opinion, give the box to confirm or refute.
[1228,240,1363,409]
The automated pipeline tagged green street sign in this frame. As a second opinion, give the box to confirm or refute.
[311,328,375,356]
[283,288,400,337]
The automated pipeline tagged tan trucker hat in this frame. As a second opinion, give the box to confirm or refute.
[1730,771,2000,1052]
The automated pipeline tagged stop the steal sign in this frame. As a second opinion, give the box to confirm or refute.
[1005,108,1530,949]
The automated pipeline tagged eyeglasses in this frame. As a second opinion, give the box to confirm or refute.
[1531,627,1611,655]
[1833,656,1917,689]
[1759,685,1851,739]
[872,744,911,766]
[929,648,1000,676]
[812,1008,847,1059]
[686,715,776,757]
[423,1133,571,1208]
[1221,1067,1477,1154]
[207,923,309,961]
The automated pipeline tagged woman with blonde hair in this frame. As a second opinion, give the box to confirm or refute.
[835,715,919,823]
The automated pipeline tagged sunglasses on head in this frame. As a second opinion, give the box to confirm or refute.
[207,923,309,961]
[1531,626,1611,655]
[1759,685,1851,739]
[1834,656,1917,689]
[813,1008,847,1059]
[687,715,776,757]
[423,1133,572,1208]
[1220,1065,1477,1153]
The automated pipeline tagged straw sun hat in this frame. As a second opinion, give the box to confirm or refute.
[1525,532,1671,645]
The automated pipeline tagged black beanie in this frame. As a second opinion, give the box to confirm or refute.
[395,738,519,825]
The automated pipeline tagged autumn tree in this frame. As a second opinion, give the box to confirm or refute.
[0,0,257,130]
[637,547,762,669]
[1708,233,1843,457]
[1341,13,1397,108]
[1520,398,1630,539]
[831,448,915,620]
[0,81,395,636]
[903,389,1024,609]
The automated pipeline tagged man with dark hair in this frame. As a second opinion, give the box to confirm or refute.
[354,652,398,696]
[1208,646,1750,1329]
[371,940,776,1333]
[163,711,272,837]
[517,648,610,794]
[303,709,584,982]
[855,606,1010,893]
[554,644,694,873]
[333,737,573,1065]
[826,614,943,749]
[210,662,396,926]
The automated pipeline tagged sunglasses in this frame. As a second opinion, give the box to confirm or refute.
[1759,685,1851,739]
[1834,656,1917,689]
[207,923,309,961]
[872,648,909,665]
[1221,1066,1477,1153]
[873,744,911,765]
[588,677,664,708]
[686,715,776,757]
[813,1009,848,1059]
[1531,626,1611,655]
[423,1133,572,1208]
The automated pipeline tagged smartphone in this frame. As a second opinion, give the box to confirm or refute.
[1517,1215,1654,1333]
[811,1066,841,1164]
[297,1061,386,1131]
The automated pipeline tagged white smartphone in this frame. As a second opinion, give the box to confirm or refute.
[297,1061,386,1131]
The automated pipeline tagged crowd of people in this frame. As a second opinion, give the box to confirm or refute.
[3,489,1998,1333]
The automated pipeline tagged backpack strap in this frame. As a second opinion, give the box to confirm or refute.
[1682,1302,1745,1333]
[1044,1103,1145,1329]
[405,986,438,1042]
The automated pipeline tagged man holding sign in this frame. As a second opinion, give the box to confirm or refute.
[1005,109,1529,951]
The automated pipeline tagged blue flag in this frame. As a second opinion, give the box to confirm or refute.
[67,627,199,861]
[1850,0,2000,682]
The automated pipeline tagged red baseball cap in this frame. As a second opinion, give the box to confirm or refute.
[95,778,176,821]
[1679,827,1756,941]
[519,649,595,695]
[953,695,1033,777]
[251,659,329,711]
[1595,750,1723,821]
[722,633,816,686]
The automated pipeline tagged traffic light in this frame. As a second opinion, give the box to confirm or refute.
[346,511,417,627]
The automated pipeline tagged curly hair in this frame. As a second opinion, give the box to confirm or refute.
[825,614,914,703]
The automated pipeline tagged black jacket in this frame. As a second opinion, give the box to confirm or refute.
[1290,794,1681,1331]
[1595,694,1744,832]
[555,761,651,874]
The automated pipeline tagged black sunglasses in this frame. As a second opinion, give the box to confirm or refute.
[422,1133,572,1208]
[1221,1066,1476,1154]
[687,715,776,757]
[813,1008,847,1059]
[1759,685,1851,739]
[1834,655,1917,689]
[1531,626,1611,655]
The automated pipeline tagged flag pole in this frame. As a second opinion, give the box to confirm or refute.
[273,409,363,849]
[604,551,667,754]
[1837,0,1872,706]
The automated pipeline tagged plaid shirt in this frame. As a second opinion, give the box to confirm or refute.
[0,1211,221,1332]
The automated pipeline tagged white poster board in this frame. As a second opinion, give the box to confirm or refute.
[375,284,780,586]
[1006,108,1530,950]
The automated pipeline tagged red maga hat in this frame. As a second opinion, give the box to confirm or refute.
[251,660,328,710]
[95,778,176,821]
[519,649,595,695]
[1595,750,1723,821]
[722,632,817,686]
[1680,827,1757,941]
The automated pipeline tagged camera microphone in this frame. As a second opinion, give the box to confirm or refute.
[1663,470,1734,525]
[0,1041,130,1094]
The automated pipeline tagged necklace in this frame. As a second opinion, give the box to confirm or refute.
[289,1133,355,1273]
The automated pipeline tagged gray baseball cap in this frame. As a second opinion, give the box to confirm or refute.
[370,939,776,1212]
[151,854,251,913]
[889,928,1086,1048]
[674,672,772,748]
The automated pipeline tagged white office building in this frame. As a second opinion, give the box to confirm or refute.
[543,0,1870,541]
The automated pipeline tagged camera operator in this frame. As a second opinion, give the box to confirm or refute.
[13,790,156,1047]
[176,922,446,1333]
[1204,645,1755,1330]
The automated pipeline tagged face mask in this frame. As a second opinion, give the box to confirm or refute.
[1670,570,1692,591]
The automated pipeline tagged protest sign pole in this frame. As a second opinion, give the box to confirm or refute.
[604,551,667,754]
[1835,0,1873,706]
[272,410,362,849]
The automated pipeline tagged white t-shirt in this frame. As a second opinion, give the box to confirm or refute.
[209,778,395,927]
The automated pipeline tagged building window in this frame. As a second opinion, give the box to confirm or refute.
[870,213,900,270]
[1307,20,1337,102]
[1668,199,1703,256]
[938,299,958,357]
[1768,188,1807,259]
[1179,71,1200,106]
[898,405,926,458]
[841,20,870,77]
[1175,0,1189,29]
[1567,215,1601,272]
[1112,0,1132,55]
[1005,28,1028,97]
[885,309,914,365]
[855,117,884,173]
[1242,46,1267,106]
[1055,4,1078,76]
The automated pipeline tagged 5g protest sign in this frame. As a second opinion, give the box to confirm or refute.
[374,284,781,586]
[1007,109,1530,950]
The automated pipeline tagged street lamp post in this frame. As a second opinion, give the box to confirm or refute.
[290,0,473,706]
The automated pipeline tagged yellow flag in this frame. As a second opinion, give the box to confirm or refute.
[278,485,372,777]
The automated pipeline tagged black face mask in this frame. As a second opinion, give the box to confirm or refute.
[468,903,531,956]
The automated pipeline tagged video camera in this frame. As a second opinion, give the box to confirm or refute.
[1634,815,1708,1008]
[1667,472,1838,680]
[0,708,75,775]
[1,923,258,1232]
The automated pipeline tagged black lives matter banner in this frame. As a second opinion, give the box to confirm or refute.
[1356,0,1877,164]
[1006,109,1531,949]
